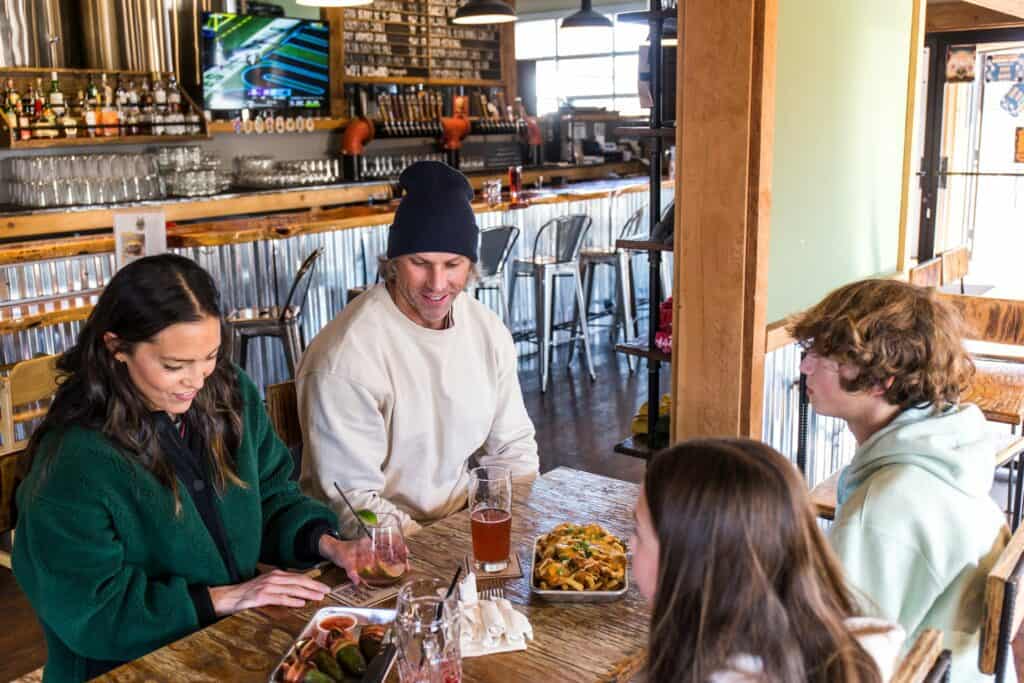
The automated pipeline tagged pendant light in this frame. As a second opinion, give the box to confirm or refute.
[561,0,612,29]
[452,0,517,25]
[297,0,374,7]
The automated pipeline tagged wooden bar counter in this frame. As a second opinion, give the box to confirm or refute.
[0,162,646,244]
[94,467,649,683]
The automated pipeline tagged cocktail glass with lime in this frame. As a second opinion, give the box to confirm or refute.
[357,512,409,586]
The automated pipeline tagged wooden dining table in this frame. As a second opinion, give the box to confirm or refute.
[93,467,648,683]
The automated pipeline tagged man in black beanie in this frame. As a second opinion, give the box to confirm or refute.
[297,161,539,537]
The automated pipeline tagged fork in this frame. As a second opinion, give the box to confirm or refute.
[479,583,505,600]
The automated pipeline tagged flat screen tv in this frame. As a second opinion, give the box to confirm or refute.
[201,13,330,113]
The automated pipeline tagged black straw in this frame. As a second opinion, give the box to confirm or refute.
[437,565,463,620]
[333,482,372,538]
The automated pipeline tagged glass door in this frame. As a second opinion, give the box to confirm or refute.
[919,29,1024,293]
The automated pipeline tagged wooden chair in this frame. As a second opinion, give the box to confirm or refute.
[0,448,28,569]
[909,257,943,288]
[980,520,1024,683]
[892,629,950,683]
[941,245,970,294]
[939,293,1024,527]
[265,380,301,479]
[0,354,61,457]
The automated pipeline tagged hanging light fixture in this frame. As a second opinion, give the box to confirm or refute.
[561,0,612,29]
[297,0,374,7]
[452,0,517,25]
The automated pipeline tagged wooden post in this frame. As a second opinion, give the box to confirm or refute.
[897,0,928,273]
[671,0,778,440]
[323,8,347,118]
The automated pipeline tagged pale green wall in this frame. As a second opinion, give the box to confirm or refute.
[766,0,913,322]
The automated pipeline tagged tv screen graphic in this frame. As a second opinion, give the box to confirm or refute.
[201,13,330,113]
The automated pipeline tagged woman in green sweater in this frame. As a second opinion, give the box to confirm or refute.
[13,254,368,683]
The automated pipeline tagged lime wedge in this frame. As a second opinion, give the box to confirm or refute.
[356,509,378,525]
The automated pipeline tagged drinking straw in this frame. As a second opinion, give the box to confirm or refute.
[333,481,372,538]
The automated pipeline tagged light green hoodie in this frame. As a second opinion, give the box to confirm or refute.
[829,403,1010,683]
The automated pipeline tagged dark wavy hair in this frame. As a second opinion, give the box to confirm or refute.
[27,254,244,509]
[786,278,975,410]
[644,439,883,683]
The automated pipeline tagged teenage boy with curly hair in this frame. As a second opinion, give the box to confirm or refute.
[788,278,1009,682]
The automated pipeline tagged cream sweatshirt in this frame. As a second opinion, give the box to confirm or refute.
[297,284,539,537]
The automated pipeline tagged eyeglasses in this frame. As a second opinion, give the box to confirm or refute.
[801,350,840,374]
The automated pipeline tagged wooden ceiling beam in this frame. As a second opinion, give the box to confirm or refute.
[927,0,1024,32]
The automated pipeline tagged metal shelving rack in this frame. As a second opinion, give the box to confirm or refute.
[613,0,675,459]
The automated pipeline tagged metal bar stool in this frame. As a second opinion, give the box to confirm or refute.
[571,206,646,372]
[508,214,597,392]
[228,246,324,379]
[474,225,520,325]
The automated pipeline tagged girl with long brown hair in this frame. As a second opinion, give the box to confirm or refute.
[632,438,903,682]
[13,254,368,683]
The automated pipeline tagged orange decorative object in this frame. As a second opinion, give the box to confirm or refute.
[441,94,471,151]
[340,117,375,155]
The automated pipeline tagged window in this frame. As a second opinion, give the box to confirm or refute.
[515,14,646,116]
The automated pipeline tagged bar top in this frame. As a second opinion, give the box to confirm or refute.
[0,161,646,242]
[0,172,665,265]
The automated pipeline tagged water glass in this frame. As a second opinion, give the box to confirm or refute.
[468,466,512,573]
[395,578,462,683]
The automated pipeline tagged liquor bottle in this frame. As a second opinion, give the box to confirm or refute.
[100,88,118,137]
[61,95,78,139]
[125,80,139,135]
[35,101,57,139]
[31,78,45,138]
[115,77,127,109]
[151,73,166,135]
[138,78,153,133]
[85,73,99,108]
[33,78,44,118]
[166,74,181,113]
[166,74,183,134]
[48,71,65,119]
[7,79,20,116]
[0,82,13,133]
[18,82,33,140]
[100,73,112,111]
[82,90,98,137]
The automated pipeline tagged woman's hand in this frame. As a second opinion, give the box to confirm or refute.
[318,534,373,585]
[208,570,331,617]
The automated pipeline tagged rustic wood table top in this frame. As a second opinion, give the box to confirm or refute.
[94,466,648,683]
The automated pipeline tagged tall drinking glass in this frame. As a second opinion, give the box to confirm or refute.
[395,578,461,683]
[468,466,512,573]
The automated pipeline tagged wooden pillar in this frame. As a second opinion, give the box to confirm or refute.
[897,0,928,273]
[670,0,778,440]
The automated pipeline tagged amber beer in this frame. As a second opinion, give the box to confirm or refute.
[470,507,512,562]
[469,466,512,572]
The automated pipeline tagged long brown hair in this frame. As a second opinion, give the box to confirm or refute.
[644,439,882,682]
[786,278,974,410]
[27,254,245,508]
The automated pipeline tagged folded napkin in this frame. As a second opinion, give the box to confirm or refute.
[457,573,533,658]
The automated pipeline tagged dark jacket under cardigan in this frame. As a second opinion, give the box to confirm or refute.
[12,368,337,683]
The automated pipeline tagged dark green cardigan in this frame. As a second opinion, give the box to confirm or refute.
[13,369,337,683]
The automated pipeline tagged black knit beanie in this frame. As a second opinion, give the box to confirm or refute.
[386,161,479,262]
